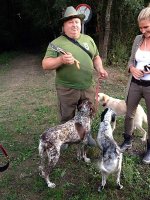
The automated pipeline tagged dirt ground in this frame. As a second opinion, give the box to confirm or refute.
[1,54,48,91]
[0,52,128,97]
[0,53,57,114]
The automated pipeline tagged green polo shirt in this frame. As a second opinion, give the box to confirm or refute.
[44,34,99,89]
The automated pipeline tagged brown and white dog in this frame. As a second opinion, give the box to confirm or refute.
[98,93,147,141]
[38,99,95,188]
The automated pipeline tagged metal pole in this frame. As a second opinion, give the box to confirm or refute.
[82,22,85,34]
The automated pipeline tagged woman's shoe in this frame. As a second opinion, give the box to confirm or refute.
[120,134,132,151]
[143,140,150,164]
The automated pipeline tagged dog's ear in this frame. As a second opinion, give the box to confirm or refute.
[77,99,88,110]
[98,93,104,101]
[77,99,83,111]
[111,113,116,123]
[103,95,109,104]
[85,100,95,117]
[90,103,95,117]
[101,108,109,122]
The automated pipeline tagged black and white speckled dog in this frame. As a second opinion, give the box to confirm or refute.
[38,99,95,188]
[97,108,123,192]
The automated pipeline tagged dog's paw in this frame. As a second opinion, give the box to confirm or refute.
[47,182,56,188]
[98,185,104,192]
[84,157,91,163]
[116,184,123,190]
[141,136,146,142]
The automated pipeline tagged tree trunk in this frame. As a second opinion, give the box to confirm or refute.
[102,0,113,60]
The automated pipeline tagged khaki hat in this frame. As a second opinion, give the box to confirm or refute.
[60,6,85,24]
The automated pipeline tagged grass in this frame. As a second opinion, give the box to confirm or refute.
[0,52,150,200]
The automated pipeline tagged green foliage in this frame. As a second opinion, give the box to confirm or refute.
[123,0,144,12]
[107,39,129,68]
[109,0,144,62]
[0,0,147,60]
[0,51,18,65]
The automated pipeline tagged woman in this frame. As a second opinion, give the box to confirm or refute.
[121,4,150,164]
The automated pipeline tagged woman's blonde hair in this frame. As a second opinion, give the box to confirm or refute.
[138,4,150,22]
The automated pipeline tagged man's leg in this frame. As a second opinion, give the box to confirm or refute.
[81,85,97,146]
[81,85,95,105]
[56,86,80,123]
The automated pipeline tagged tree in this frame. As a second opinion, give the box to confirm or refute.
[102,0,113,60]
[0,0,147,65]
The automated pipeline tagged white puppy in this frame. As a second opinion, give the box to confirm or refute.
[98,93,147,141]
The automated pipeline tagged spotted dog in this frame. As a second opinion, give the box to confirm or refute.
[97,108,123,192]
[38,99,95,188]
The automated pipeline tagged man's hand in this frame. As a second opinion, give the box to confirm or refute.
[60,52,80,69]
[99,69,108,79]
[61,52,75,65]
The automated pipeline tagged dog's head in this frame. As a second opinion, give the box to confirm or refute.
[98,93,109,107]
[77,99,95,117]
[100,108,116,123]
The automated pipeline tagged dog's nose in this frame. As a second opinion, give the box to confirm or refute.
[102,103,106,107]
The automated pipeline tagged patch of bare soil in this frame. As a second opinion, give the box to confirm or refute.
[0,54,52,89]
[0,54,57,114]
[0,54,128,99]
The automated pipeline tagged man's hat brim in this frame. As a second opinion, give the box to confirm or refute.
[59,14,85,24]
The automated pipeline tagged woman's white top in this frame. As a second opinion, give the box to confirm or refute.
[135,48,150,80]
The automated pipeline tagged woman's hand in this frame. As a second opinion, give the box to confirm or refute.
[130,66,144,79]
[143,71,150,75]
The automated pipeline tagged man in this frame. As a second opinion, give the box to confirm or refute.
[42,6,108,126]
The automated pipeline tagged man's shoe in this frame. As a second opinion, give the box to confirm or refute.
[143,140,150,164]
